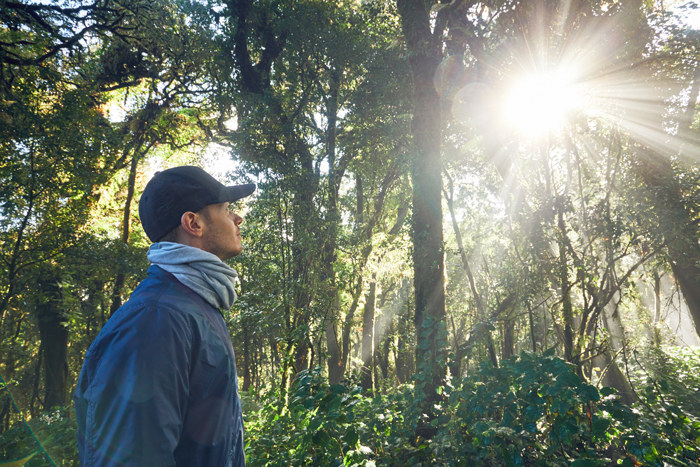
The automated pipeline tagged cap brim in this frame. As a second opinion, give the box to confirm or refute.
[219,183,256,203]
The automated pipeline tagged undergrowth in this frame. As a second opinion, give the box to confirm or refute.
[1,350,698,466]
[246,350,700,467]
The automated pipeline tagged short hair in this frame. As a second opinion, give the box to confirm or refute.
[155,208,214,243]
[157,225,182,243]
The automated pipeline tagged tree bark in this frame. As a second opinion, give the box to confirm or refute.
[379,328,391,381]
[290,147,317,376]
[30,342,43,417]
[598,350,638,405]
[502,319,515,361]
[322,70,346,385]
[631,60,700,341]
[109,154,138,316]
[633,148,700,340]
[361,281,376,392]
[558,200,574,362]
[341,278,363,376]
[396,0,448,402]
[36,276,68,409]
[326,312,344,384]
[242,323,252,392]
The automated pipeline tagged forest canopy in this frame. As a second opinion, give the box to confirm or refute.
[1,0,699,465]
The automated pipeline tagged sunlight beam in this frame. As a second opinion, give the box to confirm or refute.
[504,72,584,137]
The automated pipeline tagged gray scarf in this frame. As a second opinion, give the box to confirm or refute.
[147,242,238,309]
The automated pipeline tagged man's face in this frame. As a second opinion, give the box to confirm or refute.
[199,202,244,261]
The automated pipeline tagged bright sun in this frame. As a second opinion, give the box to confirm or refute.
[504,72,584,137]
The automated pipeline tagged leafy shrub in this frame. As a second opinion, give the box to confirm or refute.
[245,367,382,466]
[1,351,697,467]
[246,351,700,467]
[0,405,77,466]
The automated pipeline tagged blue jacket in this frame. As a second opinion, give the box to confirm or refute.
[75,265,245,466]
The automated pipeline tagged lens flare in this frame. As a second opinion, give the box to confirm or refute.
[504,72,584,137]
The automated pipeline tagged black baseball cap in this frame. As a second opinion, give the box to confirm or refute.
[139,165,256,242]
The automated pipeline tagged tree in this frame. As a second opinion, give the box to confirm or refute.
[0,0,214,411]
[395,0,448,408]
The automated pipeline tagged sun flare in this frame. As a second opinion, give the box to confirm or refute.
[505,72,584,137]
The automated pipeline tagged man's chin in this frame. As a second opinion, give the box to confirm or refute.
[225,247,243,260]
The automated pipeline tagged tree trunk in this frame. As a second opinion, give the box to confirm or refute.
[502,319,515,361]
[396,0,447,403]
[395,334,407,384]
[630,60,700,341]
[379,332,391,381]
[290,148,317,377]
[598,351,639,405]
[109,155,138,316]
[36,276,68,409]
[599,297,639,405]
[633,149,700,340]
[294,341,309,374]
[0,341,16,434]
[326,303,344,384]
[558,201,575,362]
[394,279,414,384]
[323,69,345,385]
[242,323,251,392]
[444,171,497,368]
[30,342,43,417]
[361,281,376,392]
[341,279,363,376]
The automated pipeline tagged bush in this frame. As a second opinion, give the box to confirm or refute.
[245,351,700,467]
[0,405,78,466]
[1,351,697,466]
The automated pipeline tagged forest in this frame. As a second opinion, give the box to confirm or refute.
[1,0,699,465]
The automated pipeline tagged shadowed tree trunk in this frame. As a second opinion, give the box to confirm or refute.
[326,304,344,384]
[30,342,43,417]
[558,199,574,362]
[502,319,515,361]
[396,0,448,405]
[110,154,138,316]
[322,69,358,385]
[291,148,318,375]
[379,327,391,381]
[633,148,700,340]
[36,274,68,409]
[630,60,700,341]
[242,324,252,392]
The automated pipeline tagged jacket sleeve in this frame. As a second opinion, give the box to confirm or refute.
[78,304,193,467]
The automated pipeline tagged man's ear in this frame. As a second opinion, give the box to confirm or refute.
[180,211,204,238]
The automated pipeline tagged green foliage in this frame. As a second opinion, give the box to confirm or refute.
[437,351,698,466]
[246,352,699,467]
[1,353,696,466]
[630,345,700,426]
[0,406,77,466]
[245,367,373,467]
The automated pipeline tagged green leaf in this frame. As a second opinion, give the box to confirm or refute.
[571,459,600,467]
[344,428,359,448]
[312,429,332,447]
[592,418,611,438]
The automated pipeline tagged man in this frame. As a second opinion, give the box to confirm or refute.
[74,166,255,467]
